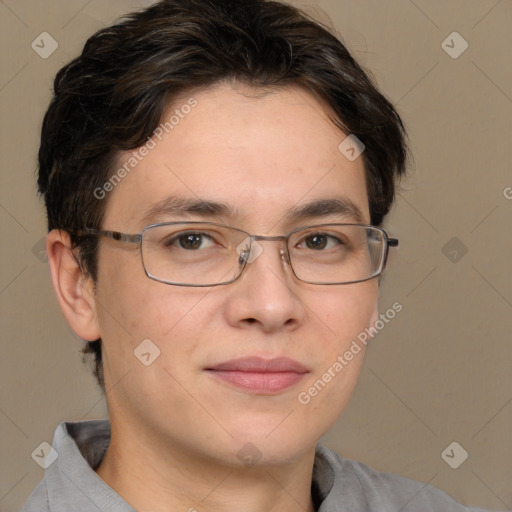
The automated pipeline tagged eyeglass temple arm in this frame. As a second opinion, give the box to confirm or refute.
[382,237,398,270]
[78,228,142,244]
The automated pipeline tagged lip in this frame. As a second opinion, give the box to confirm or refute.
[205,357,309,394]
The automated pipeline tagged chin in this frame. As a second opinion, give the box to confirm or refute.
[219,419,317,467]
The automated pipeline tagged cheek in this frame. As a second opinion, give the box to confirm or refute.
[94,252,212,372]
[297,281,378,423]
[94,251,168,362]
[319,280,379,342]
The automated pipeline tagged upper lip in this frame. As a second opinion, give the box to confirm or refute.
[206,357,308,373]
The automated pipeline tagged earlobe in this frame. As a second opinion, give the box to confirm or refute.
[46,230,101,342]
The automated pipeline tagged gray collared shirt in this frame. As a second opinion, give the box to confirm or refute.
[20,420,497,511]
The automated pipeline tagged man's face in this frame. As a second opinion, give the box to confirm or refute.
[93,82,378,465]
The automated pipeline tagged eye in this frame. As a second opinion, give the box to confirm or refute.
[165,232,216,250]
[299,233,343,251]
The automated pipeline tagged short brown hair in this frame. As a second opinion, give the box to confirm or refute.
[38,0,408,393]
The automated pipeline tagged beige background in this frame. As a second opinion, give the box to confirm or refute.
[1,0,510,510]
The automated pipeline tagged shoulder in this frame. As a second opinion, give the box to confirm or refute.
[316,445,493,512]
[18,480,50,512]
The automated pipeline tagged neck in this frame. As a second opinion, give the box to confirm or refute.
[95,418,317,512]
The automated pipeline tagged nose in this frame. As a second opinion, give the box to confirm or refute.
[223,238,305,333]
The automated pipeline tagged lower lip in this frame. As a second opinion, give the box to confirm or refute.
[205,370,306,393]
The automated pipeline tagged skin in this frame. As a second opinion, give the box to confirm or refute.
[47,82,379,512]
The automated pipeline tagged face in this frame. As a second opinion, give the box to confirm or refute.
[92,82,379,466]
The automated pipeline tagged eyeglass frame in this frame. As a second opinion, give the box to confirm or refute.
[73,221,399,287]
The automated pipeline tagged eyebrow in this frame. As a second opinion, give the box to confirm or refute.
[141,196,239,225]
[284,197,365,224]
[140,195,365,226]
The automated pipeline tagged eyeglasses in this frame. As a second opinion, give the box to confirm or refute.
[76,222,398,287]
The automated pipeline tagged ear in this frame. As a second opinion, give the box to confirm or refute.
[46,230,101,341]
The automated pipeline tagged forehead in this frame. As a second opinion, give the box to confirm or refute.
[103,82,370,230]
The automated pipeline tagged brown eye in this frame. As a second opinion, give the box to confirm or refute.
[179,233,203,249]
[305,234,328,250]
[164,232,215,250]
[300,233,343,251]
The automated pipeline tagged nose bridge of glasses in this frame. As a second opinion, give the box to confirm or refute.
[238,234,290,266]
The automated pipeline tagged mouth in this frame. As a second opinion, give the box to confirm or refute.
[204,357,309,394]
